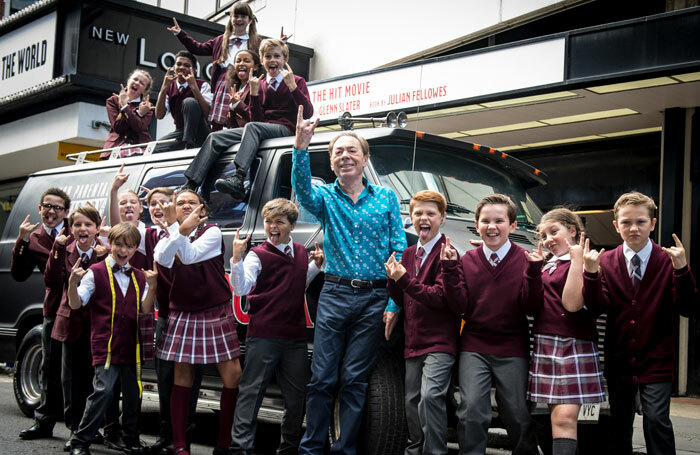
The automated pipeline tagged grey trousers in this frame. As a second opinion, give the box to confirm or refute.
[457,352,538,455]
[35,316,63,427]
[231,337,309,455]
[72,363,141,447]
[404,352,455,455]
[154,98,210,153]
[608,379,675,455]
[183,122,290,186]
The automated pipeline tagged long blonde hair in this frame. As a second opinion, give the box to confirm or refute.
[217,1,260,65]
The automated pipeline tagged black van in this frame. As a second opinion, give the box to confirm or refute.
[0,128,604,454]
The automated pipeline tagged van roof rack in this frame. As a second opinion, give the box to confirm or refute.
[64,139,177,164]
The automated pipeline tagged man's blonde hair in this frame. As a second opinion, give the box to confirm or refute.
[614,191,657,219]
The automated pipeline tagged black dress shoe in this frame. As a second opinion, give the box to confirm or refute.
[64,439,72,452]
[149,437,172,454]
[214,169,246,200]
[70,446,91,455]
[19,422,53,440]
[103,434,126,451]
[92,430,104,445]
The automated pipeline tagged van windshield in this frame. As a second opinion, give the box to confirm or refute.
[369,144,542,227]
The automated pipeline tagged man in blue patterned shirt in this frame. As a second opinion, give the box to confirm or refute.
[292,107,407,455]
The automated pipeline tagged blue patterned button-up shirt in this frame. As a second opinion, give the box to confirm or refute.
[292,147,407,284]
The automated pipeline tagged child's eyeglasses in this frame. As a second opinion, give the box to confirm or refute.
[41,203,66,212]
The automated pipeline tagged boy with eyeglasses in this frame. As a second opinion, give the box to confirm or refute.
[13,188,72,440]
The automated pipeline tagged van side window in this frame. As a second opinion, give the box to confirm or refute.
[140,160,259,229]
[276,151,334,225]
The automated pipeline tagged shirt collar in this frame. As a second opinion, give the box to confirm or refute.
[267,237,294,256]
[43,220,65,235]
[76,244,93,258]
[483,240,511,261]
[418,233,441,257]
[106,255,130,269]
[229,33,249,42]
[623,239,652,263]
[332,177,373,200]
[266,73,283,87]
[176,80,189,90]
[550,253,571,263]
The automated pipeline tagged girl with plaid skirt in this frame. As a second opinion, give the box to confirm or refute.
[529,208,605,455]
[153,190,242,455]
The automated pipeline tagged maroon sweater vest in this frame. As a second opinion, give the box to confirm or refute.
[532,260,599,342]
[442,243,543,358]
[387,234,460,358]
[249,75,313,134]
[583,242,699,383]
[88,261,146,366]
[169,224,230,313]
[167,79,205,130]
[246,241,308,340]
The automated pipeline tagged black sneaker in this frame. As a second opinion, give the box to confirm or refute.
[214,169,247,200]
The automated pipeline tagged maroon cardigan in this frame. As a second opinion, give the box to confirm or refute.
[250,76,313,134]
[583,241,699,384]
[46,241,108,343]
[387,234,461,358]
[441,244,543,358]
[12,226,73,317]
[532,260,600,342]
[104,95,153,149]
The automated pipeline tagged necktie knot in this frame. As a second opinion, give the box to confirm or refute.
[284,245,293,259]
[490,252,500,267]
[80,253,89,265]
[233,37,243,46]
[50,228,57,239]
[178,85,184,93]
[158,229,167,240]
[269,78,278,89]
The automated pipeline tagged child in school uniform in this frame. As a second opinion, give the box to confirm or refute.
[208,49,261,132]
[153,190,242,455]
[228,198,323,455]
[180,38,313,201]
[45,206,109,448]
[13,188,71,440]
[167,1,261,95]
[66,222,157,455]
[440,193,541,455]
[104,69,154,158]
[530,208,605,455]
[384,190,460,455]
[583,191,700,455]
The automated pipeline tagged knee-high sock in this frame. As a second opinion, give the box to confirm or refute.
[218,387,238,447]
[171,385,192,450]
[553,437,578,455]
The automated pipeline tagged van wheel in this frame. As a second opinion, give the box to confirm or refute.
[328,353,408,455]
[13,325,43,418]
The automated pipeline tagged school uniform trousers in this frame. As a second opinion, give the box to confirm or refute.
[154,98,211,153]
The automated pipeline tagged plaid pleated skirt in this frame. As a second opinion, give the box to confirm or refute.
[527,334,605,404]
[156,303,241,364]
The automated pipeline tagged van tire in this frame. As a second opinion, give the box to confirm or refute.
[13,325,43,418]
[360,353,407,455]
[328,353,408,455]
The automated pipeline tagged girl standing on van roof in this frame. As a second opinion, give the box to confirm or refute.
[528,208,605,455]
[104,69,154,159]
[167,2,261,93]
[153,190,242,455]
[208,49,261,132]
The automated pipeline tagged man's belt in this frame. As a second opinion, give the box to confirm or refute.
[324,274,387,289]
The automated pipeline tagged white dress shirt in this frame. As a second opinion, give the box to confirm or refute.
[153,222,223,268]
[266,73,283,91]
[483,240,512,266]
[416,233,441,268]
[164,80,213,114]
[221,34,250,67]
[229,238,324,296]
[622,239,652,278]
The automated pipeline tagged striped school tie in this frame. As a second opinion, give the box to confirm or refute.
[415,247,424,276]
[631,254,642,290]
[284,245,293,259]
[490,252,500,267]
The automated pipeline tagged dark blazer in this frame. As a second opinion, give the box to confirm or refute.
[12,225,72,317]
[47,240,107,343]
[387,234,460,358]
[583,241,699,383]
[104,95,153,149]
